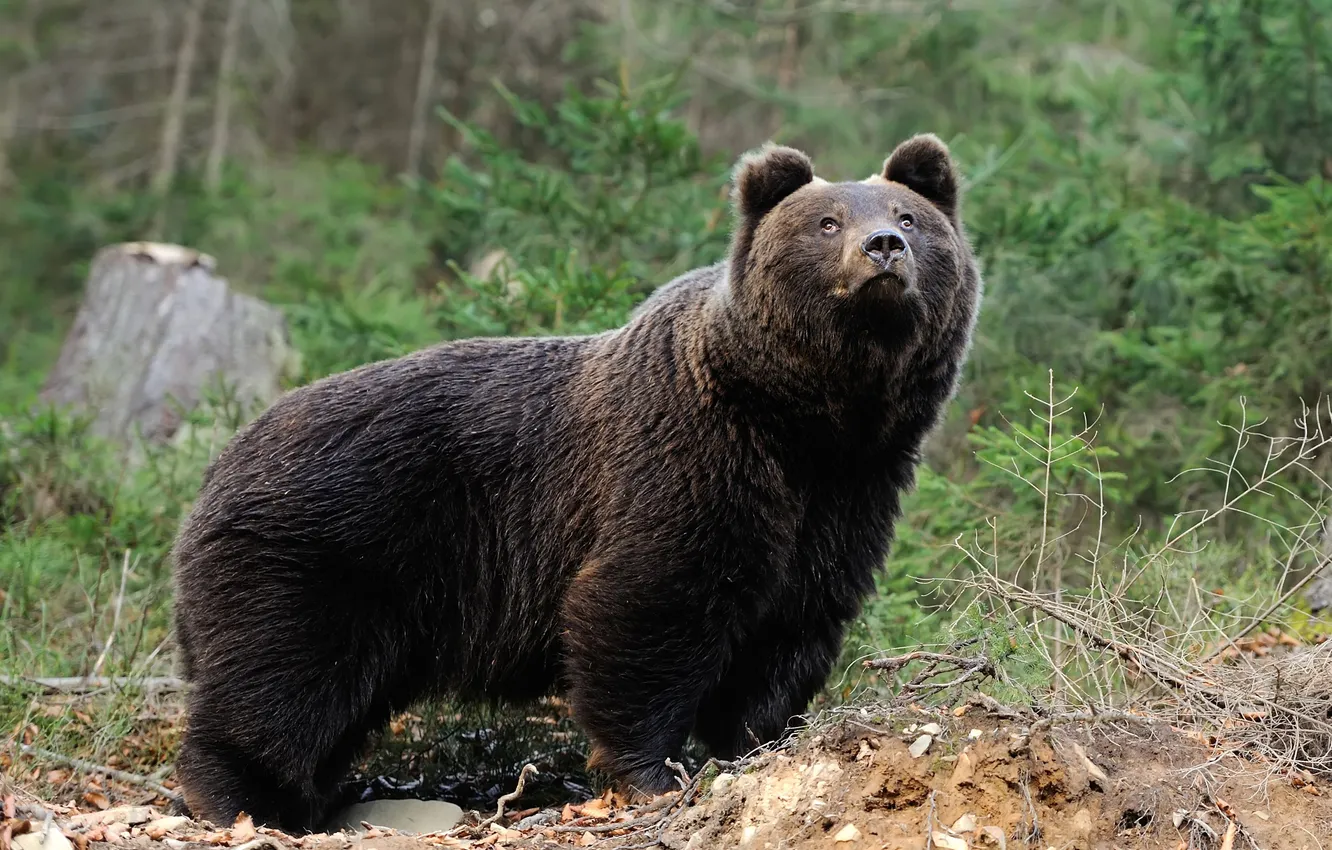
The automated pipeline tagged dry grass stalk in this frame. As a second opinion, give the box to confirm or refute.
[942,387,1332,779]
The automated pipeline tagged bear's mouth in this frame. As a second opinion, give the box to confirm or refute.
[859,270,913,295]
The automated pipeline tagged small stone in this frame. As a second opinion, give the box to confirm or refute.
[951,814,977,833]
[968,729,983,740]
[930,831,968,850]
[711,772,735,796]
[1071,808,1093,839]
[909,734,933,758]
[856,740,875,762]
[13,830,74,850]
[1071,742,1109,786]
[833,823,861,842]
[741,825,759,844]
[1254,810,1270,820]
[950,749,976,785]
[330,799,463,835]
[919,723,943,736]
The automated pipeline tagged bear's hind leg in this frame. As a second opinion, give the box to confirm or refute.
[175,614,427,832]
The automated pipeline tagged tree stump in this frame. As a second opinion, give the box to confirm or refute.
[39,242,294,445]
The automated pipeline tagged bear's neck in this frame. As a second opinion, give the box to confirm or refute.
[690,283,952,452]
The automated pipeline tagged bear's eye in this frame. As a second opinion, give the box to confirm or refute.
[900,215,914,230]
[820,218,840,234]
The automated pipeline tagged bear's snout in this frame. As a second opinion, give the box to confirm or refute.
[860,228,909,265]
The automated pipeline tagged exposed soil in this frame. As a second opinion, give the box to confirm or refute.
[7,705,1332,850]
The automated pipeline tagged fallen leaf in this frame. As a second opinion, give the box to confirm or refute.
[560,804,575,823]
[144,817,190,839]
[230,813,256,843]
[81,793,110,812]
[578,831,596,846]
[1219,820,1236,850]
[196,831,231,845]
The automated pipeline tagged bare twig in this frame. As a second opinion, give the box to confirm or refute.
[546,793,676,835]
[664,758,690,790]
[924,789,938,849]
[16,745,180,802]
[1201,549,1332,664]
[0,676,184,693]
[479,763,538,828]
[90,550,132,679]
[865,650,996,702]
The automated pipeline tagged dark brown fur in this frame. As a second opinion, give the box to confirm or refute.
[170,134,983,831]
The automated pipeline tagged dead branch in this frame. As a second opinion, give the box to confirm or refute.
[664,758,690,790]
[16,744,180,802]
[865,650,996,701]
[0,676,184,693]
[547,793,677,835]
[924,789,938,850]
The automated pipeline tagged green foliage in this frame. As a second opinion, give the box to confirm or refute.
[423,76,730,338]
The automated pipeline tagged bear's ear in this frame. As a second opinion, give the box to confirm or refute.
[732,143,815,222]
[881,133,960,220]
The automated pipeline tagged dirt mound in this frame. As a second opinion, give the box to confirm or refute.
[5,708,1332,850]
[650,709,1332,850]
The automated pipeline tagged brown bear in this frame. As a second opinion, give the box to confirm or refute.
[170,133,983,832]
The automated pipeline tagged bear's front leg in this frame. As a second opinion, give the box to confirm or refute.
[559,556,734,797]
[693,606,851,761]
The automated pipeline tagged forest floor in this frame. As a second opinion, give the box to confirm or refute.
[5,693,1332,850]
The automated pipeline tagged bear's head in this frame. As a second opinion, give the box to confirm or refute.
[724,134,978,359]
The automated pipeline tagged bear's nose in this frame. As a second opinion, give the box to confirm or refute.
[860,229,908,263]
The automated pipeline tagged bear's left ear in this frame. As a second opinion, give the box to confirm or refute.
[733,143,815,223]
[881,133,960,220]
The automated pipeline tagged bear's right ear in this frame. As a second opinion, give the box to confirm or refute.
[732,143,815,223]
[881,133,960,220]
